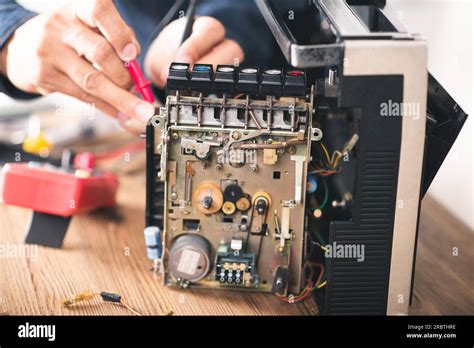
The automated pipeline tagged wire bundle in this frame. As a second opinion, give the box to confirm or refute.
[276,261,326,303]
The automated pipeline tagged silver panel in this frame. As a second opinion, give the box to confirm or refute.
[343,39,428,315]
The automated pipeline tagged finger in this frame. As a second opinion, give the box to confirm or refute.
[175,16,226,64]
[145,18,187,88]
[62,20,133,89]
[196,39,244,67]
[39,71,120,117]
[74,0,140,61]
[58,48,155,121]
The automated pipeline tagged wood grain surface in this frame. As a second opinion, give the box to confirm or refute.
[0,141,472,316]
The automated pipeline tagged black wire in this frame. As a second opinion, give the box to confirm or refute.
[147,0,187,48]
[181,0,197,44]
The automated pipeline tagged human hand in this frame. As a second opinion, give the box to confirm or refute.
[0,0,155,122]
[144,16,244,88]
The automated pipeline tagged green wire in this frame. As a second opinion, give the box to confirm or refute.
[318,179,329,210]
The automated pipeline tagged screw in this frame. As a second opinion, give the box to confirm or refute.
[239,224,248,232]
[215,164,222,171]
[172,133,179,140]
[231,131,241,140]
[287,146,297,155]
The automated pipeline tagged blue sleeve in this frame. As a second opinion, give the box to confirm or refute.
[195,0,275,66]
[0,0,39,100]
[115,0,276,68]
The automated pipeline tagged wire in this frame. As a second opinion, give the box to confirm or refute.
[181,0,197,44]
[311,136,357,175]
[314,280,327,290]
[319,142,332,165]
[62,290,148,316]
[276,262,325,303]
[318,179,329,210]
[120,299,142,316]
[147,0,187,48]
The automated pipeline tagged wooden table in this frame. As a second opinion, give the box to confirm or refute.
[0,141,473,315]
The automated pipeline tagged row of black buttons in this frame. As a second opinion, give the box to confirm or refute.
[167,63,306,97]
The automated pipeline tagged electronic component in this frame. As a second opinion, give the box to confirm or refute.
[144,226,162,260]
[215,252,256,285]
[168,234,212,283]
[1,162,118,248]
[307,176,318,194]
[143,0,469,318]
[0,163,117,216]
[148,77,310,293]
[62,290,172,316]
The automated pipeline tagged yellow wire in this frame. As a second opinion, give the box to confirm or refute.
[317,280,327,289]
[319,142,331,164]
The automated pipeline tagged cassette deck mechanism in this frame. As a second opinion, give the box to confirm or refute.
[147,64,314,295]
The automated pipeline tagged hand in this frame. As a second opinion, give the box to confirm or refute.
[144,16,244,88]
[0,0,155,122]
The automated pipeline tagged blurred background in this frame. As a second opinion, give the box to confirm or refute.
[1,0,472,229]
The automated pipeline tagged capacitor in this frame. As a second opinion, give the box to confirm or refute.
[307,176,318,194]
[144,226,162,260]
